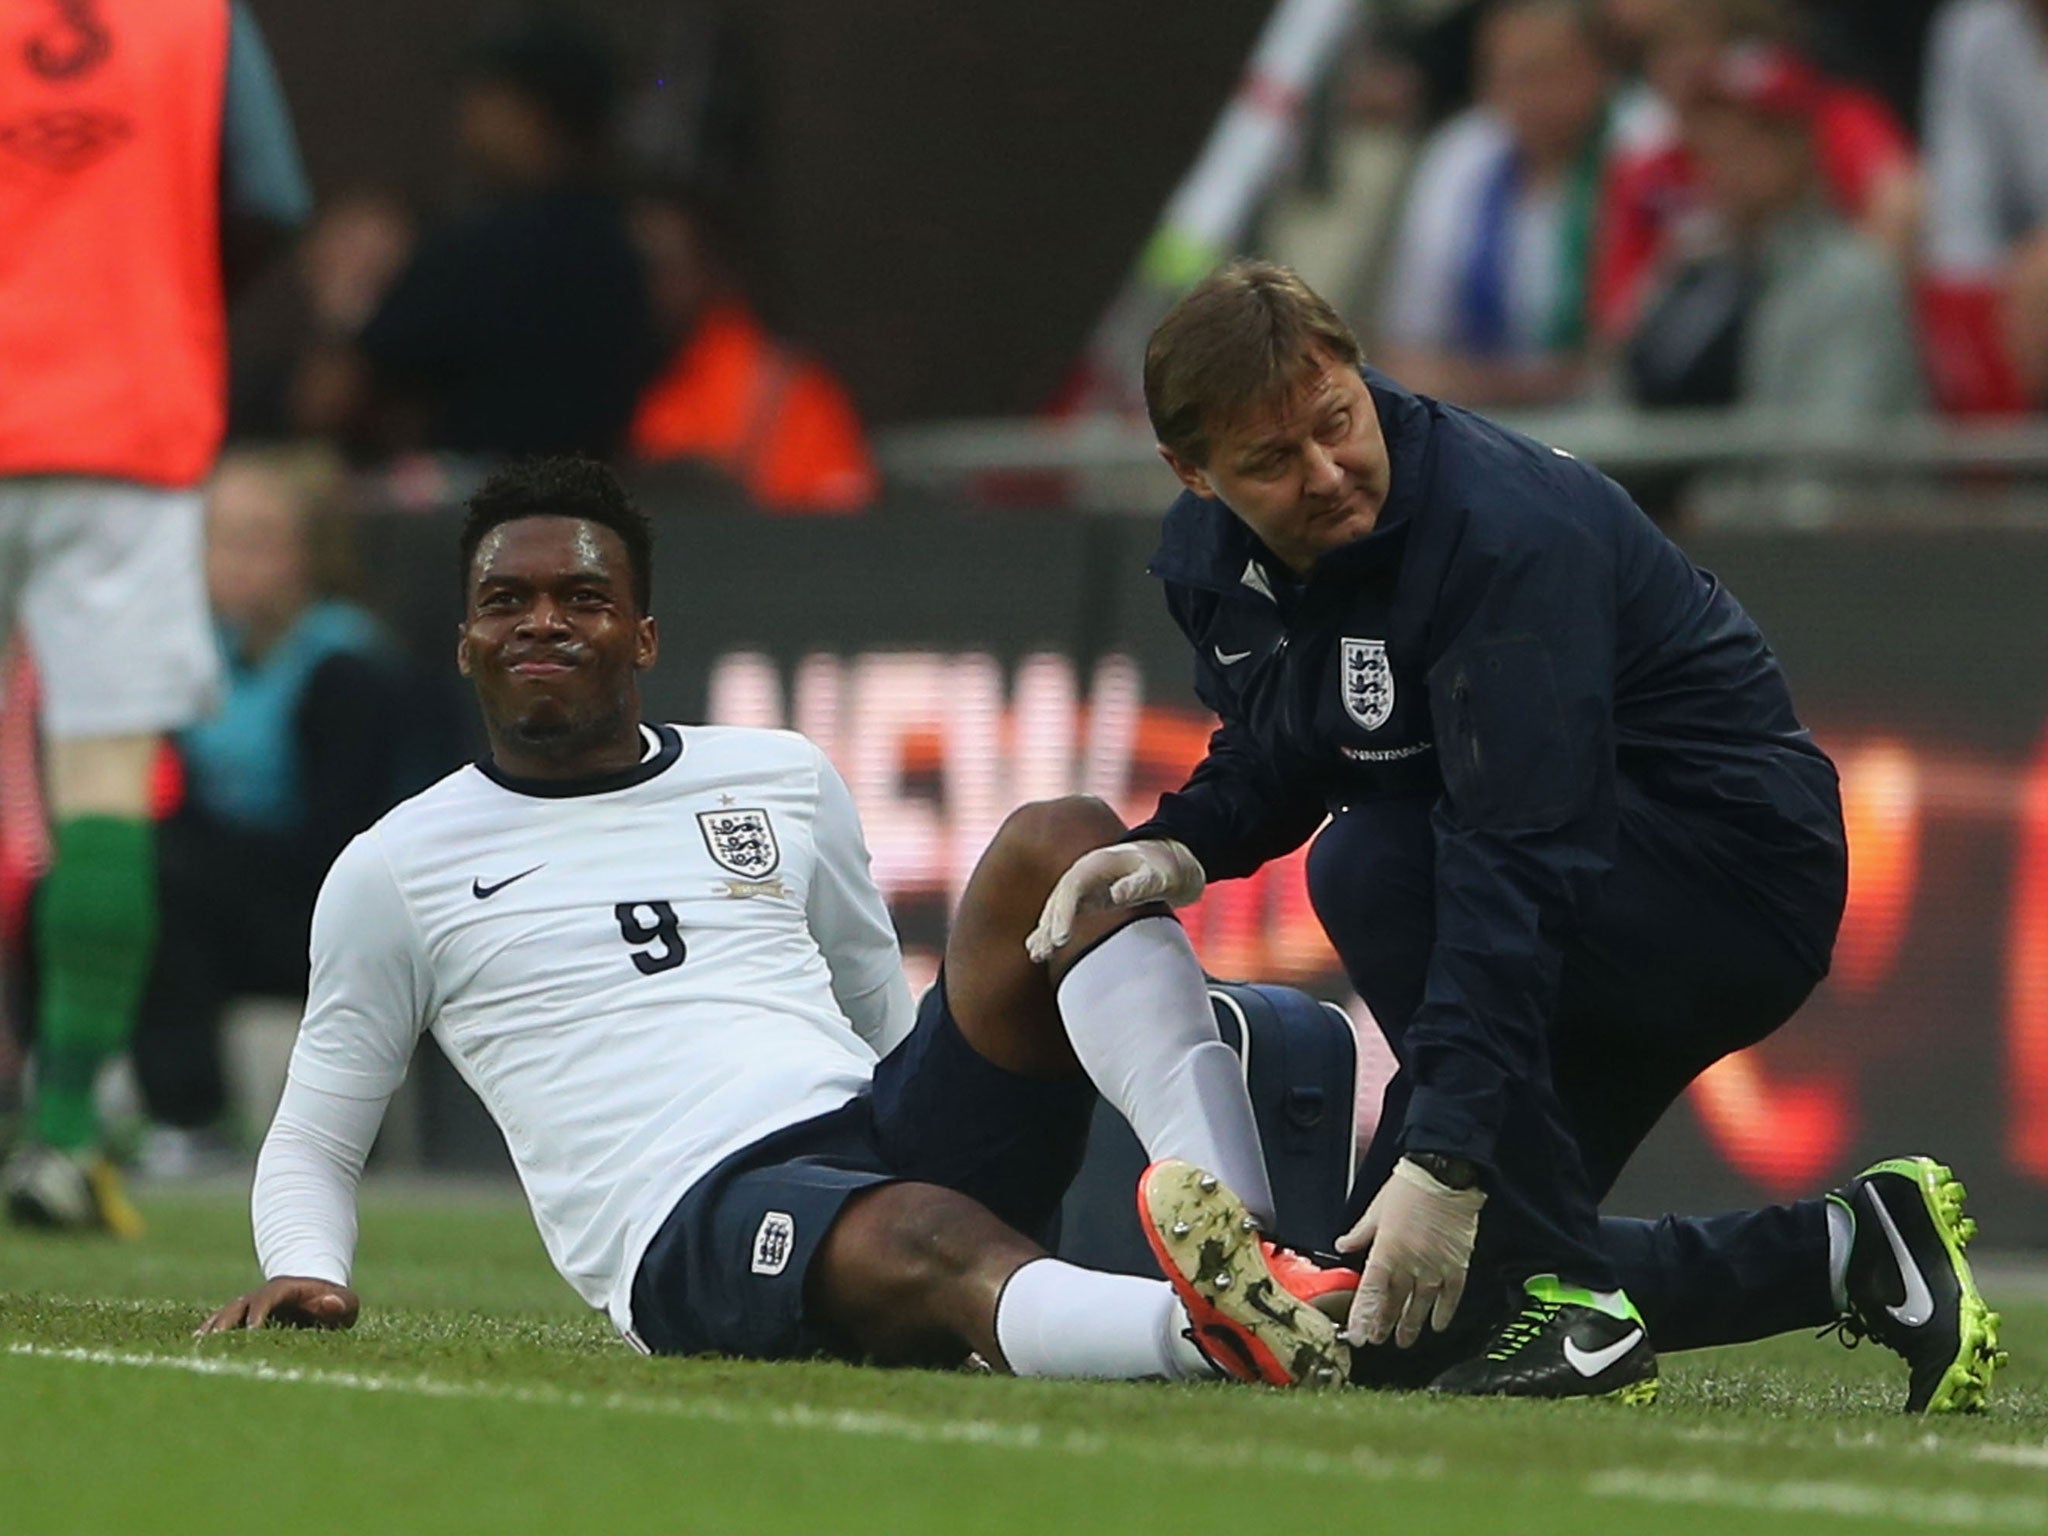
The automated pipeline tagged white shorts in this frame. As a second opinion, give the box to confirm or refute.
[0,478,221,739]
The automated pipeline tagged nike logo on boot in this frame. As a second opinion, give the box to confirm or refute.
[1866,1186,1937,1327]
[1563,1328,1644,1378]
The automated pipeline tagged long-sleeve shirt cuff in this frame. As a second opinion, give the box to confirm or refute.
[252,1077,383,1286]
[1399,1077,1507,1170]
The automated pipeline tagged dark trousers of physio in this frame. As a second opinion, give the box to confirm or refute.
[1310,786,1848,1385]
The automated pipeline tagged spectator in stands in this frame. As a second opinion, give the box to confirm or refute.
[628,185,878,513]
[1257,17,1462,336]
[1594,0,1700,143]
[1597,0,1684,71]
[1622,43,1922,423]
[1920,0,2048,412]
[1376,0,1616,407]
[1351,0,1488,131]
[231,189,418,445]
[130,449,416,1166]
[1593,0,1919,343]
[324,10,658,458]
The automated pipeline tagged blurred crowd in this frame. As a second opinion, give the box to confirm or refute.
[218,0,2048,506]
[228,8,878,515]
[220,0,2048,523]
[1262,0,2048,423]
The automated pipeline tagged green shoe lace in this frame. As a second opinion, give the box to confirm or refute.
[1486,1300,1563,1361]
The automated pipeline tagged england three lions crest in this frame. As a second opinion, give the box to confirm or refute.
[1341,638,1395,731]
[698,808,781,878]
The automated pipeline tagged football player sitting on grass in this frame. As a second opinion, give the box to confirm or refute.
[203,457,2000,1413]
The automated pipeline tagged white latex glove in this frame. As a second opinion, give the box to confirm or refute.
[1024,839,1206,962]
[1335,1156,1487,1349]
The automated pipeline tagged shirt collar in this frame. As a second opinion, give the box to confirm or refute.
[477,722,684,798]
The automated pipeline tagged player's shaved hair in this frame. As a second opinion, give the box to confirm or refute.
[460,456,654,613]
[1144,260,1363,468]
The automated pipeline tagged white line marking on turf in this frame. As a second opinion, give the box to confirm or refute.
[1975,1447,2048,1471]
[1588,1469,2048,1530]
[5,1344,1438,1484]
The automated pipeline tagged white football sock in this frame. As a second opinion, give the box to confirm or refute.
[1826,1196,1855,1313]
[1056,916,1276,1226]
[992,1257,1214,1379]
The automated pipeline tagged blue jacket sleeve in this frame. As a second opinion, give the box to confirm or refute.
[1127,587,1327,879]
[1129,714,1328,880]
[1400,518,1619,1168]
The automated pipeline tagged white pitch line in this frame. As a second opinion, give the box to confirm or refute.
[4,1343,1436,1484]
[1588,1469,2048,1530]
[1976,1448,2048,1471]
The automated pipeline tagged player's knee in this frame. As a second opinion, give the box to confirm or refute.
[991,796,1124,890]
[881,1203,988,1296]
[815,1184,1023,1365]
[826,1183,992,1295]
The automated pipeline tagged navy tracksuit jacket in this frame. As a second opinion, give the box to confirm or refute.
[1130,370,1850,1371]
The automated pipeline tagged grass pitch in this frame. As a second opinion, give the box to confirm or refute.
[3,1184,2045,1536]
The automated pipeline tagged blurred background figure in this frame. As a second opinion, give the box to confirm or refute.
[129,448,420,1174]
[0,0,308,1232]
[1344,0,1488,130]
[628,183,878,513]
[1254,15,1443,341]
[230,188,417,445]
[1622,42,1922,423]
[308,7,657,459]
[1919,0,2048,413]
[1592,0,1919,348]
[1376,0,1616,406]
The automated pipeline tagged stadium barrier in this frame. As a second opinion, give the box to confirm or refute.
[354,488,2048,1242]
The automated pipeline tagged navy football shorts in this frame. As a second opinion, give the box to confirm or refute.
[627,972,1096,1359]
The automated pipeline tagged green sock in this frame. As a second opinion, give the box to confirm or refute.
[32,816,157,1152]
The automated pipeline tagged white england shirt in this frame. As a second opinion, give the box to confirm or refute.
[251,723,914,1337]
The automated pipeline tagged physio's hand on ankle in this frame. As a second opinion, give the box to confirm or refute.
[1025,840,1205,962]
[1336,1157,1486,1349]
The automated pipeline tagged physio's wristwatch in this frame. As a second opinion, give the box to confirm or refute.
[1406,1152,1481,1191]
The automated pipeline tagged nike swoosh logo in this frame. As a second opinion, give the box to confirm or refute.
[472,865,544,900]
[1868,1185,1937,1328]
[1563,1328,1644,1378]
[1242,1278,1294,1326]
[1214,647,1254,665]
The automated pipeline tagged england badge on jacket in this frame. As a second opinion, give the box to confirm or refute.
[1341,637,1394,731]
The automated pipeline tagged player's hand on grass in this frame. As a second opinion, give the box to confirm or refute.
[1025,839,1206,961]
[197,1277,360,1337]
[1335,1157,1486,1349]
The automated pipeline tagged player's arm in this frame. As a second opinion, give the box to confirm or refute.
[199,835,431,1335]
[806,748,915,1057]
[197,1083,376,1334]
